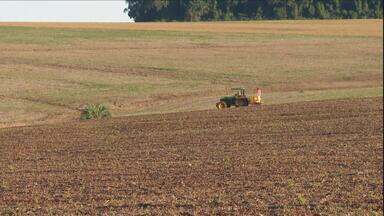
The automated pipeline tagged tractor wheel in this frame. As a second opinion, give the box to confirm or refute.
[244,100,249,106]
[216,102,226,110]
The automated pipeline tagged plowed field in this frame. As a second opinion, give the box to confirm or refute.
[0,98,382,215]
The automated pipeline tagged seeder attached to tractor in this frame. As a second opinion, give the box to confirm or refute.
[216,87,262,109]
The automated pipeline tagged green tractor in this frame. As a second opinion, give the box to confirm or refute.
[216,87,262,109]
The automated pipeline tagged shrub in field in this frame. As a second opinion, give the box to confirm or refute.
[80,104,111,120]
[297,194,308,206]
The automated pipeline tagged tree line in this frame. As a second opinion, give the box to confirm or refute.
[124,0,383,21]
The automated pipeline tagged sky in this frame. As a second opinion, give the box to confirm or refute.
[0,0,133,22]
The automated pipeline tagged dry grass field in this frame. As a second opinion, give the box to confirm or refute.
[0,19,383,127]
[2,19,381,36]
[0,98,382,214]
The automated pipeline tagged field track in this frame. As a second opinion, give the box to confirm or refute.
[0,97,383,214]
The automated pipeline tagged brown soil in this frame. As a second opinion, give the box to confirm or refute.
[0,98,382,215]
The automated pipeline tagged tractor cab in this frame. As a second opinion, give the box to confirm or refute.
[232,87,246,98]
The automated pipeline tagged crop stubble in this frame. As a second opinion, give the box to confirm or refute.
[0,97,382,214]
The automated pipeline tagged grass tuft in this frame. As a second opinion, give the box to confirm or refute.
[80,104,111,120]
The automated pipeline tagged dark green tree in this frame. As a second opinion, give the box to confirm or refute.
[124,0,384,21]
[316,1,329,18]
